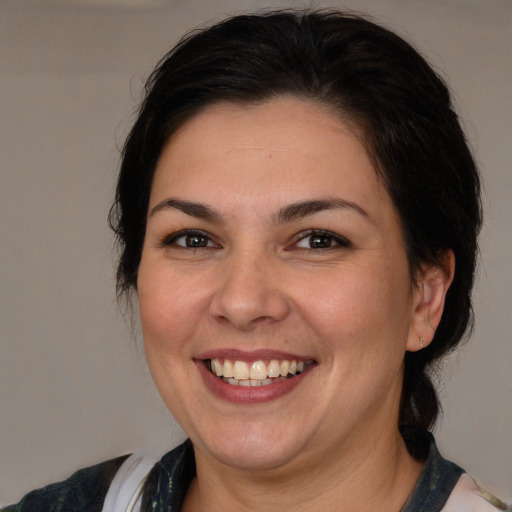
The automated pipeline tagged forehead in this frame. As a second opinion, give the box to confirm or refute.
[148,96,408,260]
[149,96,397,230]
[167,96,364,156]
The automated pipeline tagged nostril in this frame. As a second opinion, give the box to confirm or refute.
[209,287,290,330]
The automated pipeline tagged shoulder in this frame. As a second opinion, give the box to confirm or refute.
[401,427,510,512]
[442,474,512,512]
[2,455,129,512]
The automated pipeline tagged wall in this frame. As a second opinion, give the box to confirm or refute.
[1,0,510,504]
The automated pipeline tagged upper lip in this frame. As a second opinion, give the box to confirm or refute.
[194,348,315,363]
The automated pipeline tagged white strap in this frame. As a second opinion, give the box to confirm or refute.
[442,474,509,512]
[102,454,157,512]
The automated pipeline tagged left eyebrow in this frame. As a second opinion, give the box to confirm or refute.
[149,198,222,222]
[275,198,370,224]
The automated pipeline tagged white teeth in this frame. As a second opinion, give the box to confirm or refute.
[267,360,281,377]
[249,361,267,380]
[223,360,234,378]
[211,359,223,377]
[227,376,288,387]
[209,357,310,385]
[233,361,249,380]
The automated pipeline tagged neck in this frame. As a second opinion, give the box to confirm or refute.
[182,426,423,512]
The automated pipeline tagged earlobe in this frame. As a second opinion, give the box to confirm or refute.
[407,250,455,352]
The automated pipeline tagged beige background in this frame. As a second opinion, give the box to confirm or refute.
[1,0,510,505]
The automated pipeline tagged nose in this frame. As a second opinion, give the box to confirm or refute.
[209,252,290,331]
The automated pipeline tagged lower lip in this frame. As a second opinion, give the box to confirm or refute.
[195,361,314,404]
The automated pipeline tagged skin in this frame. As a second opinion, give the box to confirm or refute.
[137,96,454,512]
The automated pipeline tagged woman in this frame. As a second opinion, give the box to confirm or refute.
[5,9,509,512]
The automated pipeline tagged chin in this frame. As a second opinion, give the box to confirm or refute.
[206,438,305,472]
[190,418,313,472]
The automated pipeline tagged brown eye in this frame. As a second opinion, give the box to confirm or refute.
[185,234,208,247]
[293,230,351,251]
[162,230,218,249]
[309,235,333,249]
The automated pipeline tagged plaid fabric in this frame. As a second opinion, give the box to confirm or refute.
[2,455,128,512]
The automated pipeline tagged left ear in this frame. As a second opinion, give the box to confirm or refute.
[406,250,455,352]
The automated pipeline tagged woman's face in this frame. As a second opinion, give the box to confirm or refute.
[138,97,429,472]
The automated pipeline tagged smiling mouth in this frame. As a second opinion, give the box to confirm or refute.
[206,358,314,387]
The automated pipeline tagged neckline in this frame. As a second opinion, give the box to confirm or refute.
[142,429,464,512]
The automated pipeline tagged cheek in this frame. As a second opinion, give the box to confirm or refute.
[295,264,412,356]
[137,265,202,409]
[299,271,390,329]
[137,263,203,355]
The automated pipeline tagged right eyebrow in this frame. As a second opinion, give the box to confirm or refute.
[275,197,370,224]
[149,198,222,223]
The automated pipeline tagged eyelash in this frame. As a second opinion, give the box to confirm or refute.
[291,229,352,251]
[160,229,351,251]
[160,230,219,249]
